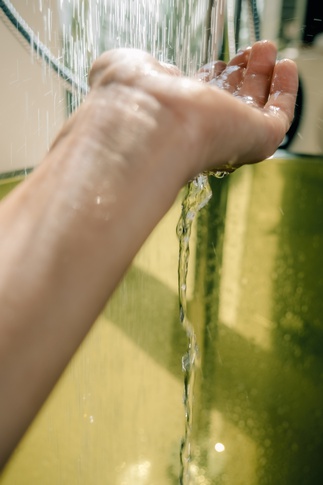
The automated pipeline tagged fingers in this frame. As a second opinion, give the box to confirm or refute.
[235,56,298,164]
[212,41,297,132]
[265,58,299,129]
[208,48,251,92]
[213,48,251,92]
[237,40,277,107]
[196,61,227,82]
[201,41,280,108]
[197,46,298,170]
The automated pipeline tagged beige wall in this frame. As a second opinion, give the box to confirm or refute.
[0,0,65,174]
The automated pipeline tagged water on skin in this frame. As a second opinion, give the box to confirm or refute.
[176,171,228,484]
[60,1,225,481]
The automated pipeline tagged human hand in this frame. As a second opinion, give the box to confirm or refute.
[197,40,298,167]
[87,40,298,180]
[0,44,297,465]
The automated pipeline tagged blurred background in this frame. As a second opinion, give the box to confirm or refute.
[0,0,323,483]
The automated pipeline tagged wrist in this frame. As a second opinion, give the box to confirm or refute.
[71,82,197,184]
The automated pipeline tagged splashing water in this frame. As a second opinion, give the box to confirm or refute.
[59,1,230,482]
[59,0,211,88]
[1,0,245,482]
[60,3,229,481]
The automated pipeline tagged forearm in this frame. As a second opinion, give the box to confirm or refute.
[0,42,298,466]
[0,83,191,465]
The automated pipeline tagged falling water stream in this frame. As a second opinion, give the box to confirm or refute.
[60,1,229,482]
[0,1,231,482]
[177,174,212,484]
[2,1,323,483]
[4,2,320,485]
[176,170,229,484]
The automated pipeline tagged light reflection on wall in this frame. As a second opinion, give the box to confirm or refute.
[218,161,286,351]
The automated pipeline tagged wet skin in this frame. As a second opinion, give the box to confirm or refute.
[0,41,297,467]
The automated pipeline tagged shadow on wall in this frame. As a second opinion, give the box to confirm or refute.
[190,162,323,484]
[1,159,323,484]
[104,265,186,381]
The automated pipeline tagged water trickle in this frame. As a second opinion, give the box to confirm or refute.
[176,170,229,484]
[59,1,229,482]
